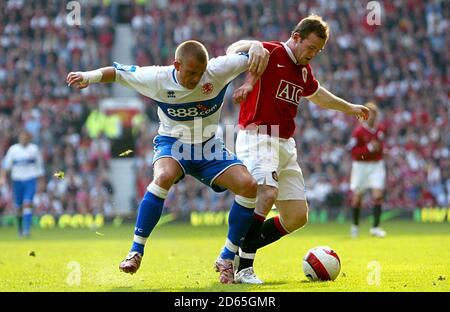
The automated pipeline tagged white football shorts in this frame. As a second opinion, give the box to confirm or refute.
[235,129,306,200]
[350,160,386,194]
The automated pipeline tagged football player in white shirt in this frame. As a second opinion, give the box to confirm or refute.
[1,130,44,237]
[67,40,269,284]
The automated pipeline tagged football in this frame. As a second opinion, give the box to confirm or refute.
[303,246,341,281]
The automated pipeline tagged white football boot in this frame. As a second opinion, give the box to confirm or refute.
[235,267,263,284]
[350,225,359,239]
[370,227,386,238]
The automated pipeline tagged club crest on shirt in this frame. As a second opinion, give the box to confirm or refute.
[202,82,214,95]
[302,67,308,83]
[272,171,279,182]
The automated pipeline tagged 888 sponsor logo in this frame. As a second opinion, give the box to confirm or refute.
[165,103,219,120]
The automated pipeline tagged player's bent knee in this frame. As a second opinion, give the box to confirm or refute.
[263,188,278,203]
[153,171,178,189]
[235,176,257,197]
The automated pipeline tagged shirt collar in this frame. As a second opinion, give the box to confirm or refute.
[172,67,178,84]
[281,41,299,65]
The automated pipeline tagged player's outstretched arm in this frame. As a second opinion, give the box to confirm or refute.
[309,86,370,121]
[227,40,268,76]
[66,67,116,89]
[226,40,258,55]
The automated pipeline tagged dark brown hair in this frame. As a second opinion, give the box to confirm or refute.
[292,14,329,40]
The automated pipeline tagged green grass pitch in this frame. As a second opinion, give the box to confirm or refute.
[1,220,449,292]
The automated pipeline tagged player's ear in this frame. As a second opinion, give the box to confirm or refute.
[173,60,181,71]
[292,31,302,42]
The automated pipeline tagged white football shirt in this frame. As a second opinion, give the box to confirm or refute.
[2,143,44,181]
[114,53,249,143]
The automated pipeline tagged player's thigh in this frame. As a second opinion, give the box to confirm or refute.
[235,130,279,187]
[275,199,309,232]
[350,162,371,195]
[213,164,257,197]
[277,168,306,201]
[153,157,184,189]
[368,161,386,191]
[12,180,25,208]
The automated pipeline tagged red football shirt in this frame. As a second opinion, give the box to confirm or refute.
[350,124,386,161]
[238,41,320,139]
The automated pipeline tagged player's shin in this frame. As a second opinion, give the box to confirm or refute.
[219,195,256,260]
[131,182,168,255]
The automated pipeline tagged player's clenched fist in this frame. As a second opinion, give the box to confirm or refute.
[233,83,253,104]
[353,105,370,122]
[67,69,103,89]
[66,72,89,89]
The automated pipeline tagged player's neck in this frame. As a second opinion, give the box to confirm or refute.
[285,39,300,64]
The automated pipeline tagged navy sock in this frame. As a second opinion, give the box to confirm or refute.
[131,191,165,255]
[220,199,255,260]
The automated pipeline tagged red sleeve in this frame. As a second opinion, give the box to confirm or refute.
[303,64,319,97]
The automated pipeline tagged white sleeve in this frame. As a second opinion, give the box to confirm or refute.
[113,62,160,98]
[208,52,249,84]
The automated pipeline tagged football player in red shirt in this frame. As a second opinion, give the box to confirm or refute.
[225,15,370,284]
[348,101,387,238]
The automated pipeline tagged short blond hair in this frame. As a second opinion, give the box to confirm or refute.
[365,101,379,113]
[292,14,329,40]
[175,40,209,64]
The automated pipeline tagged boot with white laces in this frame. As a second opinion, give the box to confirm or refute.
[235,267,263,284]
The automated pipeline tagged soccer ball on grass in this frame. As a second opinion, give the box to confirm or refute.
[303,246,341,281]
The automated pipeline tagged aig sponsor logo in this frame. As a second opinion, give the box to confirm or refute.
[276,80,303,106]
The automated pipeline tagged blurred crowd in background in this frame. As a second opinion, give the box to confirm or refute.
[0,0,448,220]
